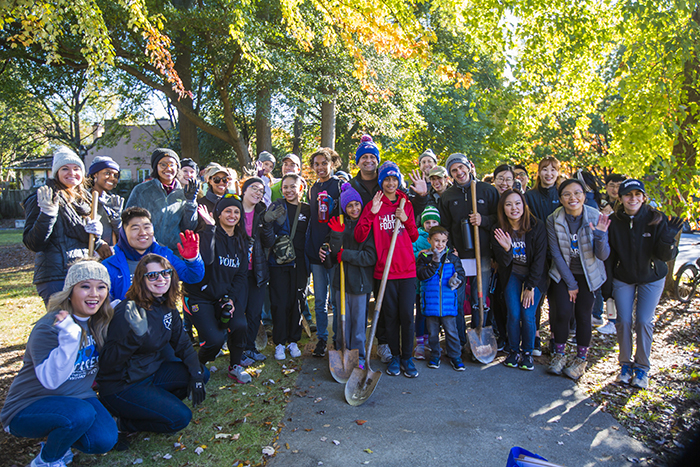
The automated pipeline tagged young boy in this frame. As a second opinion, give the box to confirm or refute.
[355,161,420,377]
[326,183,377,369]
[412,205,441,360]
[416,226,466,371]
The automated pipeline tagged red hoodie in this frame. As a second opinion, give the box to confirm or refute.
[354,190,419,280]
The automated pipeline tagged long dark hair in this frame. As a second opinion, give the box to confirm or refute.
[497,189,533,235]
[126,254,180,310]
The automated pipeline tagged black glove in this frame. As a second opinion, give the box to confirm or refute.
[667,216,684,237]
[188,374,206,407]
[184,180,199,201]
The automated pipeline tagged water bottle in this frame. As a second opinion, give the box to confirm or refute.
[461,218,474,251]
[318,192,331,223]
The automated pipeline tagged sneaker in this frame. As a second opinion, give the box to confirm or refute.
[113,430,133,451]
[401,358,419,378]
[287,342,302,358]
[313,339,326,357]
[451,357,465,371]
[591,316,604,326]
[520,352,534,371]
[598,321,617,335]
[504,352,520,368]
[532,336,542,357]
[377,343,392,363]
[30,453,67,467]
[248,349,267,362]
[274,344,286,360]
[563,357,587,380]
[631,369,649,389]
[386,356,401,376]
[428,355,441,369]
[228,364,252,383]
[35,442,72,466]
[548,353,567,375]
[414,344,425,360]
[616,364,633,384]
[240,354,255,367]
[497,337,506,352]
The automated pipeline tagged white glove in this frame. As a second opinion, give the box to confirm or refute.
[448,272,462,290]
[125,301,149,336]
[101,193,124,221]
[84,218,103,237]
[36,186,59,217]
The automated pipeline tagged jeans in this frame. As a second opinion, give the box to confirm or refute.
[426,316,461,359]
[9,397,117,462]
[503,273,541,354]
[310,263,336,342]
[100,361,210,433]
[613,278,664,372]
[592,289,604,320]
[335,291,368,359]
[261,288,272,326]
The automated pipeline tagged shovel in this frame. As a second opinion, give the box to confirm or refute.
[345,199,405,406]
[466,179,497,363]
[255,321,268,352]
[329,215,360,383]
[88,190,99,256]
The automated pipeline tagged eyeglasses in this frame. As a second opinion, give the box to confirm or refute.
[212,176,231,184]
[158,162,178,170]
[495,176,513,184]
[247,186,265,195]
[561,191,584,199]
[144,268,173,282]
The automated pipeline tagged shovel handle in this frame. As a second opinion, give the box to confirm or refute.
[339,214,346,351]
[88,190,99,256]
[365,198,405,360]
[471,180,484,332]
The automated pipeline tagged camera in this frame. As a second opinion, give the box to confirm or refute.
[216,295,233,326]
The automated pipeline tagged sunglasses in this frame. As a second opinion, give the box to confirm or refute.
[212,176,231,184]
[144,268,173,282]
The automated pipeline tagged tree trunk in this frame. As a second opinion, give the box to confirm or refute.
[293,107,304,157]
[256,84,272,155]
[321,89,336,149]
[174,46,200,163]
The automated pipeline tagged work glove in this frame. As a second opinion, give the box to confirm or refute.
[666,216,684,237]
[188,372,206,407]
[125,301,148,337]
[36,185,59,217]
[431,248,441,263]
[101,193,124,222]
[328,216,344,233]
[448,272,462,290]
[84,218,103,237]
[184,180,199,201]
[264,204,286,224]
[177,230,200,260]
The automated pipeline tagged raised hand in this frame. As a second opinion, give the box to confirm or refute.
[667,216,685,237]
[408,169,428,196]
[589,214,611,232]
[197,204,215,226]
[36,185,59,217]
[493,228,512,251]
[177,230,200,260]
[184,180,199,201]
[264,204,286,224]
[370,191,383,215]
[328,216,344,232]
[448,272,462,290]
[84,218,103,237]
[125,301,148,336]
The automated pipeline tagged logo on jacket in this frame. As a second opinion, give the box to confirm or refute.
[219,255,240,268]
[191,304,199,313]
[69,335,98,381]
[379,214,396,231]
[163,311,172,330]
[478,199,484,204]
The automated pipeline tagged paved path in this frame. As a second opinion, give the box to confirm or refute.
[268,355,651,467]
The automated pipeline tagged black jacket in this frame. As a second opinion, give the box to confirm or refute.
[525,185,560,222]
[184,224,248,309]
[244,202,275,287]
[438,181,499,259]
[490,217,549,293]
[607,204,678,285]
[328,217,377,295]
[23,184,106,285]
[97,298,201,395]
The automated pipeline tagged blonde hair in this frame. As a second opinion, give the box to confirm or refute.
[46,283,113,348]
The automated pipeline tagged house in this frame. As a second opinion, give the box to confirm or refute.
[8,155,53,189]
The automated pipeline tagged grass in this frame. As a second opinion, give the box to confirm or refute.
[0,229,22,246]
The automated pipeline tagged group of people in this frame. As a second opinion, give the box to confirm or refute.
[1,138,683,466]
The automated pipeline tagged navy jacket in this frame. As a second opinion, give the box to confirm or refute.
[490,217,548,293]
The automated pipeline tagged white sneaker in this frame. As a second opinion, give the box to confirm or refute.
[287,342,302,358]
[591,316,604,326]
[228,364,252,384]
[274,344,286,360]
[597,321,617,335]
[377,343,392,363]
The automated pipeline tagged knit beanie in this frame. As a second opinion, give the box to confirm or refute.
[445,153,471,175]
[151,148,180,173]
[419,149,437,165]
[181,158,199,173]
[339,182,363,213]
[88,155,119,176]
[63,259,111,292]
[420,205,441,225]
[51,146,85,178]
[241,177,265,195]
[214,194,243,220]
[257,151,276,168]
[377,161,403,189]
[355,135,381,165]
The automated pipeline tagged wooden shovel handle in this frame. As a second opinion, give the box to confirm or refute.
[88,190,99,256]
[471,180,484,331]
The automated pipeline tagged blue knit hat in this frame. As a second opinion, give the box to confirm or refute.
[378,161,403,189]
[355,135,380,165]
[339,182,362,213]
[88,155,120,176]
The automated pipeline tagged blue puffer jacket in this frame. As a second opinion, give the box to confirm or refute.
[416,248,466,317]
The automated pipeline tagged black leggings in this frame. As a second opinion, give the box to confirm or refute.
[550,274,594,347]
[245,271,266,352]
[381,278,416,360]
[269,265,303,345]
[186,297,247,366]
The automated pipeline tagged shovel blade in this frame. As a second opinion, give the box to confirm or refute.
[467,325,497,364]
[255,322,267,352]
[344,366,382,406]
[329,348,360,384]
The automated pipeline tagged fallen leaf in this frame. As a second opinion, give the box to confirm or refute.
[356,420,367,425]
[194,446,205,455]
[286,443,290,449]
[163,454,172,459]
[332,440,340,445]
[262,446,275,456]
[320,437,327,442]
[364,448,373,454]
[132,460,143,465]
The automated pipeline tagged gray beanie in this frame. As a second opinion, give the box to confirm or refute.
[419,149,437,165]
[52,146,85,178]
[257,151,276,167]
[63,259,111,292]
[445,153,471,175]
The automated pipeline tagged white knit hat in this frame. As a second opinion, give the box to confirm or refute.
[63,259,111,292]
[51,146,85,178]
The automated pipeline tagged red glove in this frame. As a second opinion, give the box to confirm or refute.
[177,230,200,260]
[328,216,344,232]
[337,248,344,263]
